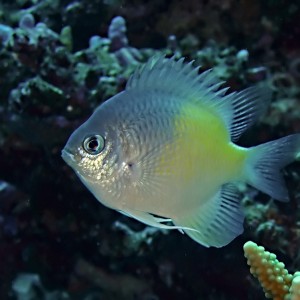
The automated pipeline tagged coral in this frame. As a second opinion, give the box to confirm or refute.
[244,241,300,300]
[108,16,128,51]
[107,15,143,67]
[290,273,300,300]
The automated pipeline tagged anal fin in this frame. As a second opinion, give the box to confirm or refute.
[173,183,244,247]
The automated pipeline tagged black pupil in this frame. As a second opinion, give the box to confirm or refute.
[88,138,99,151]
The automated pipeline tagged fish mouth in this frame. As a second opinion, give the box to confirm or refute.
[61,148,76,167]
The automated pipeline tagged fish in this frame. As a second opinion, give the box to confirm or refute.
[62,56,300,247]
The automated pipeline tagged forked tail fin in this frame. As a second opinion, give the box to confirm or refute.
[244,134,300,201]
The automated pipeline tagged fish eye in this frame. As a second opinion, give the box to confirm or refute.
[83,135,105,155]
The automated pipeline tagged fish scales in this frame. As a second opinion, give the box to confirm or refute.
[62,56,300,247]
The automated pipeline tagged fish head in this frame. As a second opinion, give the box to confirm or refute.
[61,102,122,186]
[63,127,116,178]
[61,93,142,209]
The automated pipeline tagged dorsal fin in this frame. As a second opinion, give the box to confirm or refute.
[126,55,271,141]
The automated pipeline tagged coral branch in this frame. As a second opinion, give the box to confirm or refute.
[244,241,300,300]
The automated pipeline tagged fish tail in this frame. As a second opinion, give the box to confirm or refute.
[244,134,300,201]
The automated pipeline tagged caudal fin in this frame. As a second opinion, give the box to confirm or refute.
[245,134,300,201]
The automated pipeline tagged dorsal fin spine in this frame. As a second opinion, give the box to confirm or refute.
[126,55,271,141]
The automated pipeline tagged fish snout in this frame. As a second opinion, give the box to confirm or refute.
[61,148,77,167]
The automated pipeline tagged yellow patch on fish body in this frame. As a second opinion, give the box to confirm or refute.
[62,55,300,248]
[156,102,247,212]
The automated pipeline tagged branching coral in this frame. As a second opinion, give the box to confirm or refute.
[244,241,300,300]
